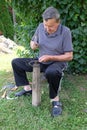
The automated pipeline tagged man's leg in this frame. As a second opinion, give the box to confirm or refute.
[11,58,35,96]
[45,62,63,117]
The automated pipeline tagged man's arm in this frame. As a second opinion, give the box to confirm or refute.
[30,40,39,50]
[39,52,73,62]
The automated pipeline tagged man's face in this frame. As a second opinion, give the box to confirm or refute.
[43,18,59,34]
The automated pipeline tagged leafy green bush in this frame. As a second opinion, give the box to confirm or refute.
[0,0,14,39]
[12,0,87,73]
[69,26,87,74]
[0,20,6,35]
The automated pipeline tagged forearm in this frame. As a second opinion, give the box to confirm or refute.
[39,52,73,62]
[50,52,73,61]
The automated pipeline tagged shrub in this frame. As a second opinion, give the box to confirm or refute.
[0,0,14,39]
[0,20,6,35]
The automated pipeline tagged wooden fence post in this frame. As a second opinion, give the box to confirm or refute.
[32,62,41,106]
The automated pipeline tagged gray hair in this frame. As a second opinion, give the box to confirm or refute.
[42,6,60,21]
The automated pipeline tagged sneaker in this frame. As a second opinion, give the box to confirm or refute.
[51,101,62,117]
[15,89,32,97]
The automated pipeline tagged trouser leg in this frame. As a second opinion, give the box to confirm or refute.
[11,58,36,86]
[45,62,63,99]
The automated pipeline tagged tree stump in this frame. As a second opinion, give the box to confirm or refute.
[32,62,41,106]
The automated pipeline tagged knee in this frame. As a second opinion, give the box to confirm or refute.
[45,69,56,78]
[45,69,61,78]
[11,58,18,67]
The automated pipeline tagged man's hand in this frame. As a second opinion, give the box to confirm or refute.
[30,41,39,50]
[39,55,51,62]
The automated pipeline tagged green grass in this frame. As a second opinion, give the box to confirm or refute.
[0,53,87,130]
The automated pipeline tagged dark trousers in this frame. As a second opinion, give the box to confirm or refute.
[12,58,64,99]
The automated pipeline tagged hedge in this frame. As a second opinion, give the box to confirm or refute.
[0,0,14,39]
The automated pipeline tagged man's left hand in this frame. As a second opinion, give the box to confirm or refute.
[39,55,51,62]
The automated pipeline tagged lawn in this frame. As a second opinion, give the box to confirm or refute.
[0,52,87,130]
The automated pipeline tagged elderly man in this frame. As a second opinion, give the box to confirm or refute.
[12,6,73,117]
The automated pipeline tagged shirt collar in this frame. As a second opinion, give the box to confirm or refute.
[44,24,62,38]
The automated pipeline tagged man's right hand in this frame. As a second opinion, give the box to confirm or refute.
[30,41,39,50]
